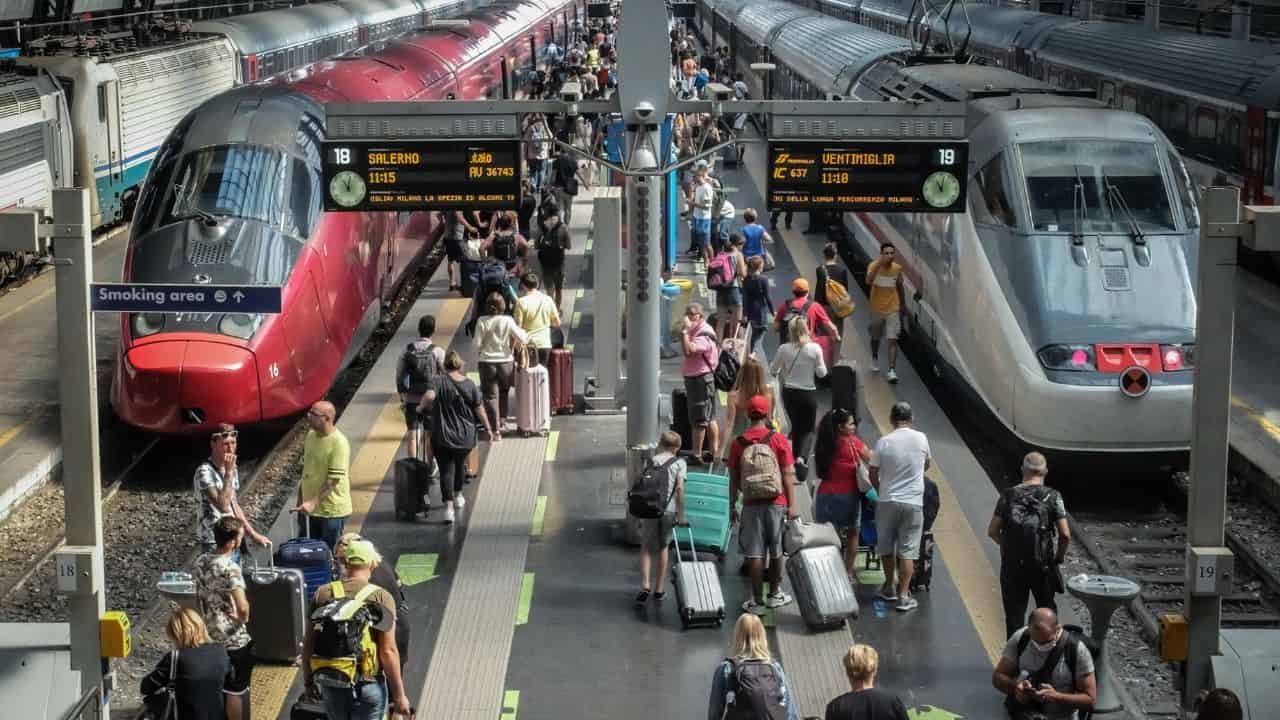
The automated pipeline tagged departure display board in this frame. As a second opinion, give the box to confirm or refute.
[322,140,521,211]
[767,140,969,213]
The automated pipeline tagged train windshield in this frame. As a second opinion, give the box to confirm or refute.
[158,145,322,239]
[1020,140,1177,233]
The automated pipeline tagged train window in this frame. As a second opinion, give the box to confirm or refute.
[1167,150,1200,229]
[1099,81,1116,107]
[1019,140,1175,233]
[1194,108,1218,140]
[974,155,1015,228]
[97,83,107,123]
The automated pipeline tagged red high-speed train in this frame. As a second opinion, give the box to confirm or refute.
[111,0,575,434]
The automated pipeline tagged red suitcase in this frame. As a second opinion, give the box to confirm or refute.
[814,334,836,369]
[549,348,574,414]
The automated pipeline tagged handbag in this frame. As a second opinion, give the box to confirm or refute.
[762,248,776,272]
[783,518,841,556]
[143,649,179,719]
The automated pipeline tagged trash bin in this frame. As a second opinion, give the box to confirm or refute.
[157,571,199,612]
[661,282,680,358]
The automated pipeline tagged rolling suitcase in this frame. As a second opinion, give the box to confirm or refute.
[670,387,693,453]
[549,347,574,414]
[289,696,327,719]
[243,555,307,663]
[912,531,935,591]
[394,426,431,521]
[277,514,334,603]
[461,258,481,298]
[671,525,725,629]
[683,470,731,556]
[786,544,859,630]
[515,349,551,436]
[829,362,857,415]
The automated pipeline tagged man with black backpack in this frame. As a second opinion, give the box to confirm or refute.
[988,452,1071,638]
[536,205,572,310]
[993,607,1097,720]
[629,431,686,606]
[396,315,446,464]
[551,147,587,228]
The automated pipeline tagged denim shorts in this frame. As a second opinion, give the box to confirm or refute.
[716,285,742,308]
[814,491,861,534]
[739,503,785,560]
[691,218,712,248]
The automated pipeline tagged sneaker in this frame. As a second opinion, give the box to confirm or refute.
[742,599,768,615]
[765,591,793,608]
[429,461,441,479]
[877,585,898,602]
[634,590,650,606]
[652,591,666,602]
[454,495,466,510]
[896,596,919,612]
[886,368,899,384]
[870,361,880,374]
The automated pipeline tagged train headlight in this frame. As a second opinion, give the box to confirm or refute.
[131,313,165,338]
[1160,344,1194,371]
[1037,344,1096,371]
[219,313,262,340]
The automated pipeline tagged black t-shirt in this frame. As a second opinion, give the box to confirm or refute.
[538,222,570,268]
[815,263,850,308]
[518,195,538,239]
[552,153,579,193]
[141,643,231,720]
[824,687,910,720]
[430,374,483,450]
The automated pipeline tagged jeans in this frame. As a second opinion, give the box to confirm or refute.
[434,445,472,503]
[307,514,347,552]
[750,324,766,356]
[478,360,515,426]
[781,386,819,462]
[321,679,387,720]
[1000,563,1059,638]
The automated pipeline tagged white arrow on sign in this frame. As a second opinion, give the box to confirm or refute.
[232,291,245,303]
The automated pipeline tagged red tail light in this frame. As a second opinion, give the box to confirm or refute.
[1160,344,1195,371]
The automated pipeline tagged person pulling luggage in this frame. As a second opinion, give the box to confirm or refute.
[868,402,930,612]
[396,315,445,464]
[771,317,828,481]
[812,408,875,577]
[630,431,687,606]
[728,395,798,615]
[707,614,800,720]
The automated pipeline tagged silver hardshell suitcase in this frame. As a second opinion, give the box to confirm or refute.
[787,544,859,630]
[244,553,308,662]
[671,525,725,629]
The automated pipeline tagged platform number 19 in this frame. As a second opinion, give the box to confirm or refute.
[332,147,352,165]
[937,148,957,166]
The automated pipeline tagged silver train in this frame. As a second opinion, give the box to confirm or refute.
[704,0,1199,461]
[0,0,469,232]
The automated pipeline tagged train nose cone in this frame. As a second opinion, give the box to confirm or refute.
[115,340,261,434]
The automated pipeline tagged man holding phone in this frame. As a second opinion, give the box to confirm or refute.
[194,423,270,561]
[993,608,1097,720]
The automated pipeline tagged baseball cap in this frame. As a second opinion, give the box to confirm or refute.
[341,540,380,568]
[747,395,771,420]
[791,278,810,293]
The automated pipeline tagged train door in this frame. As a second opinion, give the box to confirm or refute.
[379,214,400,318]
[99,80,124,218]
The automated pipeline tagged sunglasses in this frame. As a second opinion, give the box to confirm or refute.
[212,430,238,440]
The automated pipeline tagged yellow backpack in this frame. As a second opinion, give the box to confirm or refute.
[308,582,381,688]
[825,277,856,318]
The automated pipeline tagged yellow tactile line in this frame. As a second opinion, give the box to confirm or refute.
[252,298,469,718]
[778,219,1006,668]
[1231,395,1280,444]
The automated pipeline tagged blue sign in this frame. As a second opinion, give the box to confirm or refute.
[90,284,283,314]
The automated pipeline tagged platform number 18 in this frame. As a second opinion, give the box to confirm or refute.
[333,147,352,165]
[937,148,956,166]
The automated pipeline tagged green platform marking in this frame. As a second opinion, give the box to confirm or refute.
[572,311,582,329]
[500,690,520,720]
[576,287,585,299]
[530,496,547,536]
[396,553,439,586]
[515,573,535,625]
[908,706,964,720]
[466,371,480,384]
[544,431,560,461]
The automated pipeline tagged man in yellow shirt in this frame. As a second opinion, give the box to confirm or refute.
[513,273,562,366]
[867,242,906,384]
[294,400,352,550]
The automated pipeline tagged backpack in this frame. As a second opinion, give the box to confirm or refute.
[707,251,734,289]
[480,259,509,294]
[492,233,517,264]
[400,342,440,396]
[1001,484,1060,569]
[538,224,567,264]
[714,342,740,392]
[711,181,727,219]
[922,477,941,532]
[737,432,782,501]
[627,456,679,519]
[724,659,788,720]
[1014,624,1099,685]
[821,270,855,319]
[778,300,813,343]
[308,582,382,688]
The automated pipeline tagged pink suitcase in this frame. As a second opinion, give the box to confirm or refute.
[515,350,551,436]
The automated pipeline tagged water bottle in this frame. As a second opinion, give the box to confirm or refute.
[873,599,887,619]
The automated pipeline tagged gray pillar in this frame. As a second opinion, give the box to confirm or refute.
[1078,0,1093,19]
[1182,187,1239,709]
[587,188,623,409]
[625,142,662,448]
[54,188,107,718]
[1232,2,1251,41]
[1145,0,1160,29]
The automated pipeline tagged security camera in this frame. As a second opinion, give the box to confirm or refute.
[560,81,582,103]
[706,83,732,103]
[634,101,655,121]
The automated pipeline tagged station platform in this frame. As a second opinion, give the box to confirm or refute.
[241,158,1033,720]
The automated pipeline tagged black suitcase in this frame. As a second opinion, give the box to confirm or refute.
[912,531,935,592]
[829,362,857,415]
[244,555,307,663]
[290,697,327,719]
[670,387,693,453]
[394,457,431,521]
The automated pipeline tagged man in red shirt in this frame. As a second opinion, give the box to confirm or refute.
[729,395,800,615]
[772,278,841,346]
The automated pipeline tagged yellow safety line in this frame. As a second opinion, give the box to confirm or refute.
[0,285,53,325]
[0,415,36,450]
[253,298,469,718]
[781,222,1006,667]
[1232,395,1280,444]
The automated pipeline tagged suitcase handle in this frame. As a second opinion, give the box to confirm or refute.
[671,522,696,564]
[290,509,311,537]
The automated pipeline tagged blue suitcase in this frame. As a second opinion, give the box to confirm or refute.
[277,515,333,604]
[683,470,731,556]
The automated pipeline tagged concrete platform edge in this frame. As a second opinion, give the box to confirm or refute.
[0,445,60,524]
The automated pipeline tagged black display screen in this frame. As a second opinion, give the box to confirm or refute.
[322,140,521,212]
[766,140,969,213]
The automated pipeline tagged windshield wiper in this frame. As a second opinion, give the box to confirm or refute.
[1071,166,1087,245]
[184,208,220,226]
[1102,171,1145,245]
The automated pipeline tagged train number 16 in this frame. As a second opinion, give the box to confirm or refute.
[937,148,956,166]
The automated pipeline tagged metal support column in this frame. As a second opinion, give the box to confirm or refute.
[1232,2,1252,41]
[1145,0,1160,28]
[586,187,624,411]
[55,188,107,718]
[1183,187,1239,709]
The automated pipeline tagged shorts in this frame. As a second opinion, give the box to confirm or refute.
[814,491,861,534]
[639,512,676,553]
[716,285,742,308]
[691,218,712,249]
[540,260,565,291]
[875,500,924,560]
[445,238,465,263]
[225,642,255,694]
[402,401,429,431]
[869,311,901,341]
[738,502,785,560]
[683,372,717,428]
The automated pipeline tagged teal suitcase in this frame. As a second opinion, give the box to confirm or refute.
[683,471,731,556]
